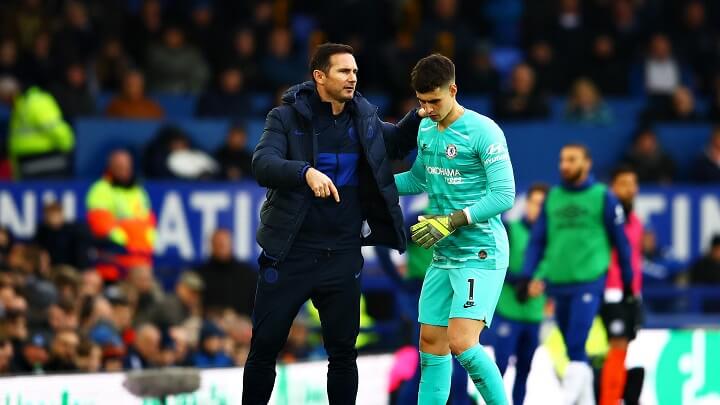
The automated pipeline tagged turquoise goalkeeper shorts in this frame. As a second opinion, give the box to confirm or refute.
[418,264,507,327]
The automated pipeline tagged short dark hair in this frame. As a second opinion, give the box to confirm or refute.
[610,165,636,182]
[411,54,455,93]
[309,43,354,78]
[527,182,550,197]
[562,143,591,159]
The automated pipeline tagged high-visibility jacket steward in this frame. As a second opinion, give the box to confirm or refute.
[86,177,156,280]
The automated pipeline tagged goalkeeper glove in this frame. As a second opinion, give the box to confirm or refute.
[410,210,468,249]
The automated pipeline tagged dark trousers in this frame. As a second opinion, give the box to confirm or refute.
[242,247,363,405]
[492,314,540,405]
[553,290,602,362]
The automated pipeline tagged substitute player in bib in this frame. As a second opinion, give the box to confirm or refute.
[519,144,635,405]
[395,54,515,405]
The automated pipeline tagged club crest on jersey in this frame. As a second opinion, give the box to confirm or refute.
[445,144,458,159]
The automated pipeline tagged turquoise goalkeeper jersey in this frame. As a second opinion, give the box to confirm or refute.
[395,109,515,270]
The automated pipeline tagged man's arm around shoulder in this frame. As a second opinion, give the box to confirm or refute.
[381,108,423,159]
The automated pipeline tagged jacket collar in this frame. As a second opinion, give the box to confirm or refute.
[281,81,377,121]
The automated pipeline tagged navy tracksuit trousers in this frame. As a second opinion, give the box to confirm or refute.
[242,247,364,405]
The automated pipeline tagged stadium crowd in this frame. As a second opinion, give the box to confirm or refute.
[0,0,719,379]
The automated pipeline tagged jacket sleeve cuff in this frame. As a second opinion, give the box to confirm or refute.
[299,164,311,184]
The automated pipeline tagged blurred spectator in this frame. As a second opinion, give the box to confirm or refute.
[0,336,15,374]
[691,127,720,183]
[146,271,203,330]
[75,340,102,372]
[260,28,305,90]
[608,0,644,65]
[417,0,474,65]
[94,37,132,92]
[0,227,13,269]
[221,27,260,90]
[192,320,233,368]
[187,1,220,66]
[565,78,613,125]
[462,42,500,94]
[195,66,251,118]
[0,38,21,80]
[279,316,311,363]
[621,127,675,183]
[549,0,588,86]
[146,24,209,94]
[2,76,75,179]
[79,270,103,298]
[102,349,125,371]
[33,201,90,269]
[86,150,156,282]
[105,70,164,119]
[12,245,58,330]
[9,0,49,52]
[124,323,161,370]
[641,226,686,288]
[676,1,716,91]
[689,235,720,289]
[51,1,96,67]
[642,86,703,123]
[124,265,163,326]
[493,63,550,121]
[18,32,54,88]
[587,34,630,96]
[214,125,253,181]
[527,40,559,96]
[47,300,79,335]
[124,0,164,67]
[143,125,190,178]
[50,62,95,120]
[143,125,218,179]
[221,312,252,366]
[198,229,257,317]
[45,329,79,372]
[644,34,682,97]
[1,296,28,345]
[105,285,135,346]
[83,297,116,342]
[51,266,80,305]
[15,331,50,374]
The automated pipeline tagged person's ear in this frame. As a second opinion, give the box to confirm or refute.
[313,70,325,84]
[449,83,457,97]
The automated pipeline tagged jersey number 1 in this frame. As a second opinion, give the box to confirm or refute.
[467,278,475,301]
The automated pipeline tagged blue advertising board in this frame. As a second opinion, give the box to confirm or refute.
[0,182,717,268]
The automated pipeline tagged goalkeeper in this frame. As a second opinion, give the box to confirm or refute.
[394,54,515,405]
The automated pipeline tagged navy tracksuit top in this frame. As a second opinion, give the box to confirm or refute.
[294,92,363,250]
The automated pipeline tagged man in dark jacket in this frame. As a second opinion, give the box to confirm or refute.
[198,229,257,317]
[243,43,423,404]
